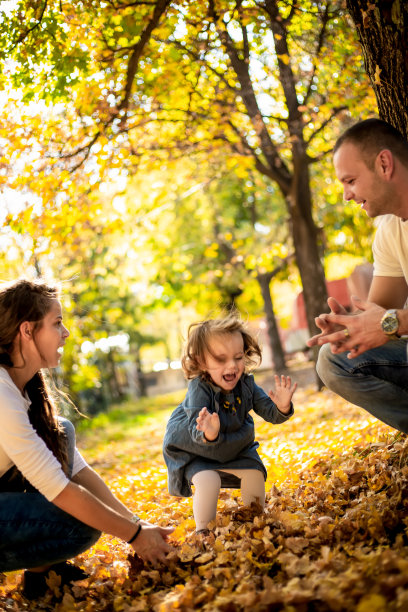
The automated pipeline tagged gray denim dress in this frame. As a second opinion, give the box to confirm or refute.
[163,374,293,497]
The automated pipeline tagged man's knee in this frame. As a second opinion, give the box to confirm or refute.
[316,344,338,388]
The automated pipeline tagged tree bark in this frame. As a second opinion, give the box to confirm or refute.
[257,273,287,373]
[346,0,408,137]
[289,159,329,337]
[219,0,330,341]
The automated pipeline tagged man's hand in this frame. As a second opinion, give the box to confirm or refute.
[196,407,220,441]
[311,296,388,358]
[307,297,350,348]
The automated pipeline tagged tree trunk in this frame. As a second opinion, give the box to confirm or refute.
[346,0,408,137]
[290,159,329,338]
[134,345,147,397]
[257,273,286,374]
[107,349,123,400]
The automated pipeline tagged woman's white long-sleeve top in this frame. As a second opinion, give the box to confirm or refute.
[0,367,87,501]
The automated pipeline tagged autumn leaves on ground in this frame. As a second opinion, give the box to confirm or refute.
[2,371,408,612]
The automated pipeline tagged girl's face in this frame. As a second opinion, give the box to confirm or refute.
[32,299,70,368]
[202,331,245,392]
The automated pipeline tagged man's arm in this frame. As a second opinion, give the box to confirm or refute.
[310,276,408,358]
[368,276,408,308]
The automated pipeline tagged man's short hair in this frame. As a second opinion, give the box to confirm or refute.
[334,118,408,168]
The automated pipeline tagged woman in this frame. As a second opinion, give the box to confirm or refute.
[0,278,173,599]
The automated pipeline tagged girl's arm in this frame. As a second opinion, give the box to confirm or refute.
[251,377,295,423]
[183,381,255,455]
[165,402,255,463]
[53,473,173,564]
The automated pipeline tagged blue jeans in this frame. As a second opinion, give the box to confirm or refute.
[316,340,408,432]
[0,418,100,572]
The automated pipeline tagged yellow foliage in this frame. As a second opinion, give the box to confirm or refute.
[2,381,408,610]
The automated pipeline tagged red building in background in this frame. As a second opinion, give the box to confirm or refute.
[285,262,373,354]
[256,263,374,364]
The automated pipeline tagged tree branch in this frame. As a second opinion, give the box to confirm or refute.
[306,105,347,146]
[118,0,172,113]
[11,0,48,50]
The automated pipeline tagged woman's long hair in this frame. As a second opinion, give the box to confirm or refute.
[0,278,68,474]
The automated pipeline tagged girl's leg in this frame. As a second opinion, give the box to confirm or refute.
[220,468,265,509]
[0,491,100,572]
[191,470,221,531]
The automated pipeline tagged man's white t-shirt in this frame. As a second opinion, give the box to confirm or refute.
[0,367,87,501]
[373,214,408,283]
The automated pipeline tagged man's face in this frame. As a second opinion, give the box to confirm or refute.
[333,142,393,218]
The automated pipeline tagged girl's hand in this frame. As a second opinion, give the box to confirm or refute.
[196,407,220,441]
[269,375,297,414]
[131,521,174,565]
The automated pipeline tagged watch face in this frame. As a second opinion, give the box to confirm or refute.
[382,313,399,334]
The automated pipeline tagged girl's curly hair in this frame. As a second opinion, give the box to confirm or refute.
[181,310,262,380]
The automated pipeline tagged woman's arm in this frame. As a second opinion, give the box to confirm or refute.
[53,474,173,564]
[72,466,133,519]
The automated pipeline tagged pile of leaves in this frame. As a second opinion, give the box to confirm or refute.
[1,383,408,611]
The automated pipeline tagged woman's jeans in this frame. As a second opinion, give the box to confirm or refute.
[0,418,100,572]
[316,340,408,432]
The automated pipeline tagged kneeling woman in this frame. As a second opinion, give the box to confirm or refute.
[0,279,173,599]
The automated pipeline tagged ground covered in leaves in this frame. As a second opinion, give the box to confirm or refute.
[2,372,408,611]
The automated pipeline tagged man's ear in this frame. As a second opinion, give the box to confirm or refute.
[20,321,33,340]
[376,149,394,179]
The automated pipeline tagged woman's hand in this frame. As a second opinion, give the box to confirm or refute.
[196,407,220,441]
[131,520,174,564]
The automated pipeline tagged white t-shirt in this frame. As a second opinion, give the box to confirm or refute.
[373,214,408,282]
[0,367,87,501]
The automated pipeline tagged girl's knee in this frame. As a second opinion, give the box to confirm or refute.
[192,470,221,490]
[240,470,265,508]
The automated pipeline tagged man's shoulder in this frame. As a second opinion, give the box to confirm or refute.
[376,214,406,231]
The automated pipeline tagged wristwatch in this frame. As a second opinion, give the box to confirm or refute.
[381,309,400,338]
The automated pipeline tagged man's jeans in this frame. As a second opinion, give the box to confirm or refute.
[317,340,408,432]
[0,418,100,571]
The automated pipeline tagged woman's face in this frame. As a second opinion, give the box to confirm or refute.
[33,299,70,368]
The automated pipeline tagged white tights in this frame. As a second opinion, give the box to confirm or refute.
[191,468,265,531]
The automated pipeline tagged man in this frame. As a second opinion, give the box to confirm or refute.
[307,118,408,432]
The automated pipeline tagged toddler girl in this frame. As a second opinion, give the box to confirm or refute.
[163,311,296,533]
